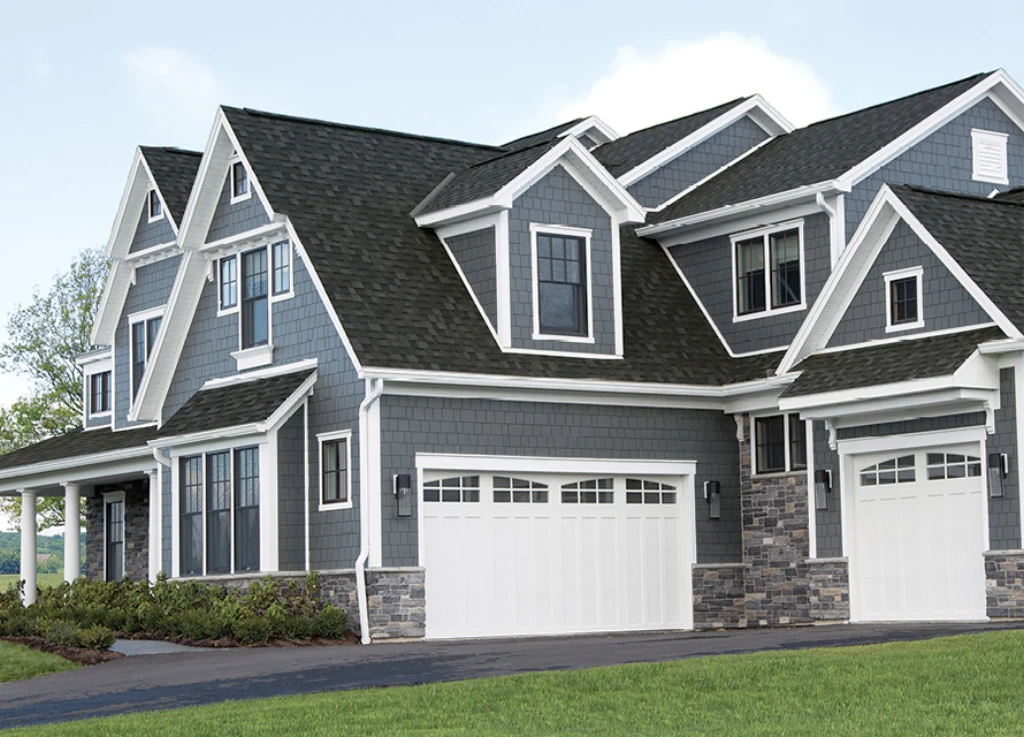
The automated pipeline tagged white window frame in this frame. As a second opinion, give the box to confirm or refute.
[128,306,165,402]
[884,266,924,333]
[229,158,252,204]
[318,429,353,511]
[731,219,806,323]
[217,254,239,317]
[971,128,1009,185]
[147,189,164,223]
[87,370,112,419]
[750,413,808,477]
[530,223,595,344]
[102,491,126,582]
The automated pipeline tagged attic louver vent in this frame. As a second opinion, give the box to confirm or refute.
[971,129,1009,184]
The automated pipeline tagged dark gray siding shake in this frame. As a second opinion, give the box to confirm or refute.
[163,251,364,570]
[205,171,271,243]
[114,256,181,430]
[837,413,987,441]
[627,116,768,209]
[990,368,1021,550]
[846,98,1024,242]
[812,421,842,558]
[278,411,306,571]
[669,211,831,354]
[85,413,110,429]
[379,395,742,568]
[508,166,616,355]
[446,227,497,328]
[129,203,175,254]
[828,220,992,348]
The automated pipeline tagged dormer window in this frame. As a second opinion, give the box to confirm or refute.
[241,248,268,349]
[972,129,1008,185]
[733,221,804,320]
[147,189,163,222]
[130,309,164,399]
[885,266,923,332]
[531,224,592,341]
[89,371,111,416]
[230,160,251,203]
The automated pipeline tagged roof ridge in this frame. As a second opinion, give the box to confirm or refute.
[797,71,993,131]
[462,137,560,170]
[894,182,1024,208]
[609,97,750,139]
[225,106,502,152]
[500,118,584,148]
[140,146,203,157]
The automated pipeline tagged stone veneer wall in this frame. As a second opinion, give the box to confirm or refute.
[985,551,1024,619]
[205,567,425,639]
[692,563,745,628]
[85,481,149,582]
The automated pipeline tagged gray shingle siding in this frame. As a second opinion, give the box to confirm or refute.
[812,421,843,558]
[838,413,987,441]
[669,211,831,354]
[627,116,769,209]
[446,227,497,329]
[278,410,306,571]
[508,166,616,354]
[379,395,742,567]
[129,203,175,254]
[990,367,1021,550]
[846,98,1024,242]
[85,413,110,429]
[163,250,364,571]
[205,170,271,243]
[828,220,992,348]
[113,256,180,430]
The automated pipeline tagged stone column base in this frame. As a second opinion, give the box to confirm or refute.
[985,551,1024,619]
[692,563,746,629]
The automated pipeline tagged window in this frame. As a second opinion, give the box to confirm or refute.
[219,256,237,311]
[423,476,480,503]
[561,478,614,504]
[625,479,677,505]
[89,371,111,415]
[130,313,162,400]
[272,241,291,296]
[754,414,806,474]
[972,129,1009,185]
[884,267,923,332]
[234,447,260,572]
[104,494,124,583]
[494,477,549,503]
[860,456,916,486]
[320,433,350,507]
[180,456,203,576]
[733,223,803,318]
[533,227,590,339]
[147,189,163,221]
[241,248,269,349]
[206,451,231,574]
[231,160,250,201]
[927,452,982,481]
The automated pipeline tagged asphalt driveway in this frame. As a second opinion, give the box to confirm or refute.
[3,621,1023,729]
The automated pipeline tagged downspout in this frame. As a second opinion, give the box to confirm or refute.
[355,378,384,645]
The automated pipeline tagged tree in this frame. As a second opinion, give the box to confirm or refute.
[0,248,108,531]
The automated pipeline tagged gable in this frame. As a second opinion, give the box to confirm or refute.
[846,96,1024,240]
[206,167,271,243]
[129,199,176,254]
[627,115,769,209]
[827,220,993,348]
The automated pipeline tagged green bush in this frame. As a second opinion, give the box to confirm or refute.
[75,625,116,650]
[232,616,273,644]
[312,606,347,639]
[43,619,81,648]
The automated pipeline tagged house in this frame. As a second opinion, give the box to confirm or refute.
[3,69,1024,641]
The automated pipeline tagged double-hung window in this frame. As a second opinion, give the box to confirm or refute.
[234,447,260,571]
[206,451,232,574]
[533,226,590,339]
[241,248,269,349]
[753,414,807,475]
[130,312,163,400]
[89,371,111,416]
[180,456,204,576]
[884,266,923,332]
[219,242,291,347]
[734,223,803,318]
[319,431,351,508]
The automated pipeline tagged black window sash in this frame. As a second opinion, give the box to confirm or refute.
[769,229,801,308]
[789,414,807,471]
[179,456,204,576]
[206,451,232,574]
[131,322,146,398]
[272,241,291,295]
[735,237,766,315]
[754,416,786,473]
[890,277,918,324]
[536,233,587,336]
[90,372,110,414]
[105,499,123,583]
[220,256,238,309]
[322,439,348,504]
[234,447,260,572]
[241,249,269,348]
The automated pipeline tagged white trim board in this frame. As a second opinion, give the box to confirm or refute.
[415,453,696,477]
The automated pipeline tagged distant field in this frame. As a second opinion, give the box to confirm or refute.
[0,574,65,593]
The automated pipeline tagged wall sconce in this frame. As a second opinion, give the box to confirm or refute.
[704,480,721,520]
[814,469,832,511]
[394,474,413,517]
[989,454,1008,499]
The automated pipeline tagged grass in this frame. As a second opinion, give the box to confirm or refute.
[5,630,1024,736]
[0,641,77,684]
[0,574,65,593]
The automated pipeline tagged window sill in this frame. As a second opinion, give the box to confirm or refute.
[232,344,273,371]
[885,320,924,333]
[531,332,595,344]
[733,303,806,323]
[230,190,253,205]
[750,469,807,480]
[319,500,353,512]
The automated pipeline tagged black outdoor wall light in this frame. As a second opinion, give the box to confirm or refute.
[989,454,1009,499]
[814,469,832,511]
[704,480,721,520]
[394,474,413,517]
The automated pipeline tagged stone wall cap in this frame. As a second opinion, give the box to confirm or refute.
[805,557,849,564]
[984,549,1024,557]
[692,562,745,570]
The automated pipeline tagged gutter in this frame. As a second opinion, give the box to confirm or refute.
[355,378,384,645]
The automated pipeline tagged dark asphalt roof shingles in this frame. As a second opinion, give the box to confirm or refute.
[140,147,202,225]
[0,425,159,472]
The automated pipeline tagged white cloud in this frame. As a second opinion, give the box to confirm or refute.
[557,33,838,134]
[122,47,220,142]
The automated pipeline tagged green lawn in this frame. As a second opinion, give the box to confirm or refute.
[0,641,77,684]
[0,574,65,593]
[6,630,1024,736]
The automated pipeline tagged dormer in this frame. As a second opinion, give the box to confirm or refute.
[412,135,644,359]
[76,347,112,429]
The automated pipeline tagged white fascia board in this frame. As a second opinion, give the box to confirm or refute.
[745,94,796,135]
[200,221,289,255]
[104,150,146,260]
[638,181,842,238]
[413,199,507,229]
[978,339,1024,355]
[75,347,112,367]
[659,199,821,247]
[123,242,182,265]
[619,96,789,188]
[415,453,695,477]
[0,447,154,490]
[558,116,620,143]
[201,359,319,389]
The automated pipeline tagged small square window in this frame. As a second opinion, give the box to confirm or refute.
[884,268,923,332]
[148,190,162,221]
[321,435,349,506]
[89,371,111,415]
[754,413,806,475]
[231,161,250,200]
[734,224,803,319]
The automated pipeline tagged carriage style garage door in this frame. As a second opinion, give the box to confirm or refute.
[852,443,986,622]
[419,462,694,639]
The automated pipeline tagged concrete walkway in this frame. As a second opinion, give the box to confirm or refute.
[2,621,1022,729]
[110,639,216,656]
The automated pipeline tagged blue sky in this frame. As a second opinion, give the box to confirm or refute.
[1,0,1022,406]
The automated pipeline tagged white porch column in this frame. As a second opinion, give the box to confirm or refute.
[63,483,81,583]
[148,468,160,582]
[19,490,37,606]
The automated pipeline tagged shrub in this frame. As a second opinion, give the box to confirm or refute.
[75,625,116,650]
[232,616,273,644]
[312,606,347,639]
[43,620,81,648]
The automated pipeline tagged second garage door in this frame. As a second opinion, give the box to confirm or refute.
[421,470,691,639]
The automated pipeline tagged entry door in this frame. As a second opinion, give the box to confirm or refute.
[421,472,689,639]
[853,444,986,621]
[105,498,124,583]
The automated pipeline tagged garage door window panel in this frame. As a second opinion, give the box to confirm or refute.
[494,476,548,503]
[927,453,982,480]
[626,479,677,504]
[562,478,614,504]
[423,476,480,503]
[859,455,916,486]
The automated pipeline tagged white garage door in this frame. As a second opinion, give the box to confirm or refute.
[421,471,690,639]
[853,443,986,621]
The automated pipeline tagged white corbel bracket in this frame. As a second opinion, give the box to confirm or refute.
[825,419,838,451]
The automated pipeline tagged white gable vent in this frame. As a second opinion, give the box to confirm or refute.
[972,129,1009,185]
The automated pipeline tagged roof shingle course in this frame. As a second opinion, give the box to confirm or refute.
[139,146,202,225]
